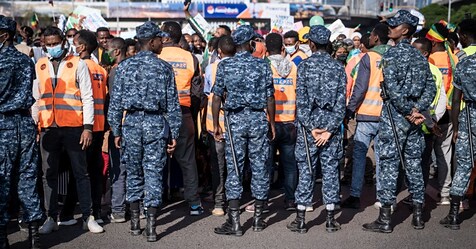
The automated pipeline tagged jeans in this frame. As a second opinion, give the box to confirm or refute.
[109,133,126,214]
[350,121,379,197]
[208,133,226,208]
[267,122,297,201]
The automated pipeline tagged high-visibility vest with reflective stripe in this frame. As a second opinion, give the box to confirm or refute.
[271,63,297,122]
[355,52,383,118]
[84,59,108,132]
[36,56,83,128]
[422,63,443,134]
[159,47,194,107]
[429,51,458,109]
[205,62,225,133]
[290,50,308,64]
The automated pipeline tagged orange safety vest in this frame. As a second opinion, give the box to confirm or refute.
[429,51,459,109]
[290,50,308,64]
[355,52,383,117]
[205,62,225,133]
[271,64,297,122]
[84,59,108,132]
[159,47,195,107]
[36,56,84,128]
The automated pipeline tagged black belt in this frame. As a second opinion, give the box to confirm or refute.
[0,109,30,118]
[181,106,191,114]
[227,107,263,114]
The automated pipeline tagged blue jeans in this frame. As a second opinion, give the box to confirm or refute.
[350,121,379,197]
[109,133,126,214]
[267,122,297,201]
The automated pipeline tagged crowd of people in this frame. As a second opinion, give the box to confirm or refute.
[1,5,476,249]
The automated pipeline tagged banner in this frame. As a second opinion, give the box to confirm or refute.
[204,3,247,19]
[270,16,294,34]
[66,6,108,31]
[203,3,289,19]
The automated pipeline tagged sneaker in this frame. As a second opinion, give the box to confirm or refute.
[305,205,314,212]
[109,213,126,223]
[245,203,270,213]
[39,217,59,234]
[341,196,361,209]
[438,196,451,206]
[284,200,297,211]
[190,205,204,216]
[83,215,104,233]
[57,219,78,226]
[460,199,470,210]
[212,208,225,216]
[402,195,413,205]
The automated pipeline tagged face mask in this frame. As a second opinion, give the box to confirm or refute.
[337,54,347,63]
[67,38,74,45]
[47,44,64,58]
[285,45,297,55]
[105,50,116,63]
[70,44,80,56]
[0,33,6,51]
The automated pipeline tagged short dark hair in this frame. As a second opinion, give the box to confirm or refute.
[21,26,34,38]
[218,25,231,36]
[448,32,459,46]
[162,21,182,44]
[265,33,283,55]
[403,23,417,37]
[372,23,389,44]
[283,30,299,42]
[361,33,371,49]
[110,37,126,55]
[43,26,64,40]
[458,18,476,39]
[66,28,78,34]
[77,30,98,54]
[209,37,219,50]
[96,27,110,34]
[218,35,236,56]
[413,37,432,55]
[413,28,429,39]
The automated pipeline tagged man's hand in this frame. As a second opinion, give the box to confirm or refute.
[183,1,191,12]
[406,110,425,125]
[214,126,224,142]
[315,131,332,147]
[453,130,458,143]
[431,124,442,137]
[311,128,326,140]
[167,139,177,157]
[269,124,276,141]
[114,136,121,149]
[80,130,93,150]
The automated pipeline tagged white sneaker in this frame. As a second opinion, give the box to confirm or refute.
[305,205,314,212]
[57,219,78,226]
[82,215,104,233]
[39,217,59,234]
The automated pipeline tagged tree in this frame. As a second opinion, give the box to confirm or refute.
[420,4,449,27]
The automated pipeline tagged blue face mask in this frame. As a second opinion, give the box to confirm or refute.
[47,44,64,58]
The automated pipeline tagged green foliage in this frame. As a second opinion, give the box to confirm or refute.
[451,3,476,23]
[421,3,476,27]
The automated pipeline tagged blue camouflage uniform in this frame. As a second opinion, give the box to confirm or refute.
[377,11,436,205]
[107,22,182,208]
[212,25,274,201]
[450,54,476,197]
[294,25,346,208]
[0,16,42,227]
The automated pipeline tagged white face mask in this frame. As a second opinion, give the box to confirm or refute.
[285,44,297,55]
[67,38,74,45]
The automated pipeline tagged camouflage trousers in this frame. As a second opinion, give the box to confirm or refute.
[0,114,42,226]
[224,109,270,201]
[450,106,476,197]
[377,106,425,205]
[294,122,343,206]
[122,112,168,208]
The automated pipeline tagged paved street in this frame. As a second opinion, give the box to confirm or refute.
[7,182,476,249]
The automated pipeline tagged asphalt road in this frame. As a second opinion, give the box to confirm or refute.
[6,182,476,249]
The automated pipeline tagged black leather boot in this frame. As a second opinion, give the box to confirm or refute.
[214,208,243,236]
[325,209,341,233]
[412,203,425,229]
[144,213,158,242]
[287,209,307,234]
[0,226,9,249]
[440,196,460,230]
[28,222,41,249]
[130,204,141,236]
[362,205,393,233]
[252,200,267,232]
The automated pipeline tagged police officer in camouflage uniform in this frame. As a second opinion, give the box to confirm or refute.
[212,25,276,236]
[0,15,42,249]
[287,25,346,234]
[107,21,182,242]
[440,53,476,230]
[362,10,436,233]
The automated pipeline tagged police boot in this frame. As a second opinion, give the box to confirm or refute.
[440,196,460,230]
[325,209,341,233]
[214,200,242,237]
[28,222,41,249]
[412,203,425,230]
[0,226,9,249]
[362,205,393,233]
[287,208,307,234]
[130,202,141,236]
[252,200,267,232]
[144,208,158,242]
